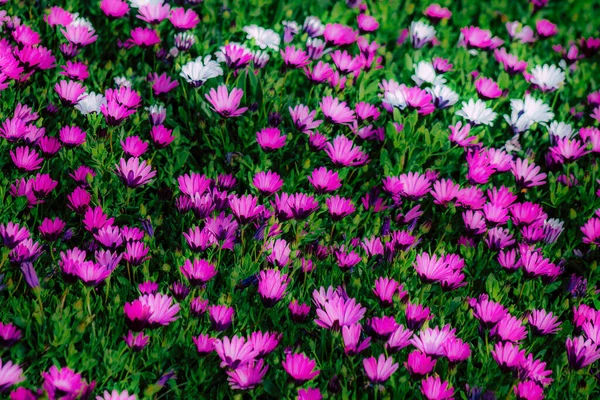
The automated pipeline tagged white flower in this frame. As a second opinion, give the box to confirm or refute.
[503,95,554,133]
[455,98,497,126]
[411,61,446,87]
[145,104,165,114]
[503,134,522,154]
[409,21,436,49]
[114,76,132,88]
[75,92,106,115]
[251,50,270,68]
[543,218,564,243]
[547,121,574,143]
[282,20,300,32]
[427,85,458,109]
[129,0,162,8]
[69,16,94,30]
[303,16,325,37]
[530,64,565,92]
[383,87,408,110]
[243,25,281,51]
[180,55,223,87]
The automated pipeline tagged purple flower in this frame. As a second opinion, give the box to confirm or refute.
[115,157,156,188]
[566,336,600,369]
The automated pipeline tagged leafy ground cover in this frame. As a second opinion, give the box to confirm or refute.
[1,0,600,398]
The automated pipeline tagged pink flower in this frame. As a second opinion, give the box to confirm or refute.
[100,0,129,18]
[399,172,431,200]
[323,23,358,46]
[150,72,178,95]
[256,127,286,151]
[115,157,156,188]
[227,359,269,390]
[494,48,528,74]
[424,4,452,23]
[514,380,544,400]
[282,353,320,384]
[12,25,40,46]
[55,80,87,106]
[257,269,288,307]
[121,136,149,157]
[492,341,526,371]
[475,77,502,99]
[405,350,436,377]
[461,26,504,50]
[59,125,86,147]
[411,325,456,356]
[330,50,364,75]
[433,57,453,73]
[492,314,527,342]
[420,375,455,400]
[150,125,175,148]
[61,24,97,46]
[342,323,371,355]
[10,146,43,171]
[405,86,435,115]
[44,7,73,27]
[253,171,283,195]
[180,259,217,286]
[511,158,547,188]
[357,14,379,32]
[536,19,557,39]
[137,3,170,24]
[566,336,600,369]
[208,304,234,331]
[308,167,341,193]
[363,354,398,383]
[290,104,322,133]
[314,294,366,330]
[325,135,368,167]
[169,8,199,30]
[42,366,94,400]
[60,61,89,81]
[192,333,215,355]
[129,27,161,47]
[214,335,257,369]
[303,61,334,83]
[431,178,460,206]
[265,239,291,267]
[205,85,247,118]
[325,196,355,220]
[281,46,310,68]
[448,122,477,147]
[582,218,600,245]
[320,96,356,125]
